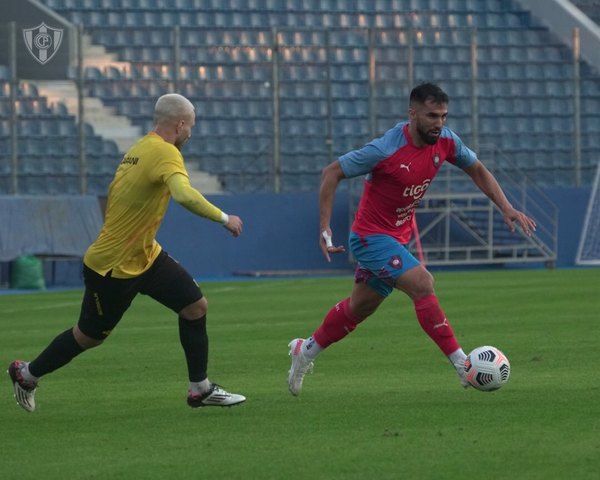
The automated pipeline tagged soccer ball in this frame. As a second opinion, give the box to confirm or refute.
[464,346,510,391]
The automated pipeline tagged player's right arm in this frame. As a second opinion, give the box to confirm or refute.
[319,160,346,262]
[320,125,403,260]
[166,173,243,237]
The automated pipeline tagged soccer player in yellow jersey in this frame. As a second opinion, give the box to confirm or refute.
[8,94,246,411]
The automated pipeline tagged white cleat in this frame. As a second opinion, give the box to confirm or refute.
[7,360,37,412]
[187,384,246,408]
[288,338,314,396]
[454,358,471,389]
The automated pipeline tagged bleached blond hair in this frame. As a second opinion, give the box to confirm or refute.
[153,93,195,125]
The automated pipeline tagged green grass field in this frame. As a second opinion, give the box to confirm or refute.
[1,268,599,479]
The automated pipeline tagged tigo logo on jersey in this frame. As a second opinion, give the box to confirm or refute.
[403,179,431,199]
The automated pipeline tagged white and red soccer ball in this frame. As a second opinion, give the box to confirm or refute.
[464,346,511,391]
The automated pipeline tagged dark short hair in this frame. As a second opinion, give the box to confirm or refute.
[409,82,449,105]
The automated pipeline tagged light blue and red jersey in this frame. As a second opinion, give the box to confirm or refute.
[339,121,477,244]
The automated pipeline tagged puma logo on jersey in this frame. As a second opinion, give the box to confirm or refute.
[400,163,411,172]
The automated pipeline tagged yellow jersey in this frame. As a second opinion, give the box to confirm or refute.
[84,132,188,278]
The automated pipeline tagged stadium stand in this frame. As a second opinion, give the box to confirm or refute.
[0,77,121,194]
[573,0,600,23]
[2,0,600,193]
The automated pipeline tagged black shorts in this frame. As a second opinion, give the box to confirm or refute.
[78,250,203,340]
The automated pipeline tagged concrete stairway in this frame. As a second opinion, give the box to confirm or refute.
[34,35,223,193]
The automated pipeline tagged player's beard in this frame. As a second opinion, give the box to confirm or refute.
[175,134,191,151]
[416,125,440,145]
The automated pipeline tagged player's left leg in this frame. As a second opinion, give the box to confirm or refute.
[141,251,245,407]
[394,266,469,388]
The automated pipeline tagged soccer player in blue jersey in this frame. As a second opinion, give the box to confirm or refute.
[288,82,536,395]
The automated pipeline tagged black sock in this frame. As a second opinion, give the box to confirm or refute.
[178,315,208,382]
[28,328,85,378]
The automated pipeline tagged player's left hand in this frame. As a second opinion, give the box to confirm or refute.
[503,208,536,237]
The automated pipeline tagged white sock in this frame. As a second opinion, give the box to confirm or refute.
[302,336,323,360]
[22,363,39,384]
[189,379,211,396]
[448,348,466,366]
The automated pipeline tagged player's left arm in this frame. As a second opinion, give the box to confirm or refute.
[464,160,537,236]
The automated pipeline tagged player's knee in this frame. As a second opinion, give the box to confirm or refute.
[413,272,435,299]
[397,267,435,299]
[421,270,435,291]
[73,326,104,350]
[179,297,208,320]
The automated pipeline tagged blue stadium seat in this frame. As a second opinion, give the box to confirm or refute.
[0,119,10,135]
[20,83,39,97]
[18,176,49,195]
[84,66,103,81]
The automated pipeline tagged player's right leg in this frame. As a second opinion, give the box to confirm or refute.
[287,338,315,396]
[8,266,135,412]
[288,233,398,396]
[7,325,98,413]
[7,325,90,413]
[288,271,385,396]
[7,360,38,412]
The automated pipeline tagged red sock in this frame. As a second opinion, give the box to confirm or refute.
[313,298,365,348]
[414,294,460,356]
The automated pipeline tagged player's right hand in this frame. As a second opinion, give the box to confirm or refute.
[224,215,243,237]
[320,229,345,262]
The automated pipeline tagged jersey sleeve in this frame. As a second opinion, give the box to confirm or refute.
[445,128,477,169]
[339,122,408,178]
[166,173,223,222]
[148,143,188,184]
